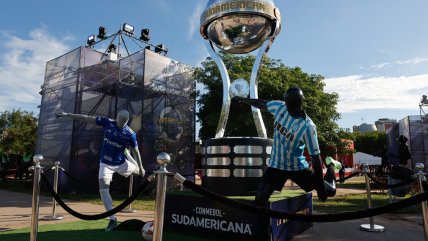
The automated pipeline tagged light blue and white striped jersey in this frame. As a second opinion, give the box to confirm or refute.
[267,100,320,171]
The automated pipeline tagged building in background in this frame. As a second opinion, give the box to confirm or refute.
[375,118,397,132]
[353,123,377,133]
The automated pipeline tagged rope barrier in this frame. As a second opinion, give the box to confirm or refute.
[181,178,428,223]
[40,173,153,220]
[43,167,52,175]
[365,172,414,188]
[335,171,361,183]
[61,169,99,188]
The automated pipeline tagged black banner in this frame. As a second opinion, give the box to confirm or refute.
[163,191,312,241]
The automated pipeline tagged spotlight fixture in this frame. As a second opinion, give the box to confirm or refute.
[140,29,150,42]
[122,23,134,36]
[155,44,167,54]
[145,46,151,51]
[87,35,96,46]
[97,26,107,40]
[107,44,116,53]
[422,95,428,105]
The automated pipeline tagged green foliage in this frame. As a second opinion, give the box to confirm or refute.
[0,109,38,156]
[195,53,342,155]
[353,131,386,155]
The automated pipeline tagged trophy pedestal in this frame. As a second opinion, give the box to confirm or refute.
[201,137,272,196]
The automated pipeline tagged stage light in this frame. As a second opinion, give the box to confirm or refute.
[97,26,107,40]
[122,23,134,35]
[140,29,150,42]
[155,44,167,54]
[422,95,428,105]
[87,35,96,46]
[107,44,116,53]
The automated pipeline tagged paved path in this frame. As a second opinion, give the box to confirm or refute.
[291,213,424,241]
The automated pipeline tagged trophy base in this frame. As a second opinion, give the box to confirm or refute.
[201,137,272,196]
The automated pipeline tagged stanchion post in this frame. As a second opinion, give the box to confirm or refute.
[153,152,171,241]
[415,163,428,241]
[360,163,385,232]
[41,161,64,220]
[29,154,44,241]
[121,175,136,213]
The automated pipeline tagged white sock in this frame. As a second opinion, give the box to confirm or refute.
[99,188,115,220]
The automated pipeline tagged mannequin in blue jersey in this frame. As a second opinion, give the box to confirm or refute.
[232,87,337,207]
[57,109,145,231]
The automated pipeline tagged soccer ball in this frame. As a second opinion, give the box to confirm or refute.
[141,221,154,241]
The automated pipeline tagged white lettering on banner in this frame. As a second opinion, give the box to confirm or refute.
[195,207,223,217]
[171,214,252,235]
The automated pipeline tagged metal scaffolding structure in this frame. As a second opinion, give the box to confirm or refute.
[36,34,195,193]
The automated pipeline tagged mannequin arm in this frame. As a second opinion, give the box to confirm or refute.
[131,147,145,176]
[232,96,268,111]
[57,112,96,124]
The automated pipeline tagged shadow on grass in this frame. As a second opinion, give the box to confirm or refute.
[0,229,142,241]
[1,227,220,241]
[313,193,422,214]
[0,220,142,241]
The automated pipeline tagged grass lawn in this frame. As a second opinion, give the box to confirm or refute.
[0,220,219,241]
[0,220,142,241]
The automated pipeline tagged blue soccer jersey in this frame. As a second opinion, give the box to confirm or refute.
[96,117,138,166]
[267,100,320,171]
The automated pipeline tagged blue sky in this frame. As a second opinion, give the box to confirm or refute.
[1,0,428,131]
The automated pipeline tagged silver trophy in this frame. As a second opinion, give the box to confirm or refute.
[200,0,281,138]
[200,0,280,195]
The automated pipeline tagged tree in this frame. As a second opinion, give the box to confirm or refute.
[0,109,38,157]
[195,53,342,156]
[353,131,386,156]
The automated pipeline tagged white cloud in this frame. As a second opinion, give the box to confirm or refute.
[367,56,428,71]
[324,74,428,113]
[155,0,168,8]
[0,27,73,113]
[188,3,204,40]
[396,57,428,65]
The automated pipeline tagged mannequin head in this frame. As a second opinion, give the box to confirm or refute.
[284,87,304,117]
[116,110,130,128]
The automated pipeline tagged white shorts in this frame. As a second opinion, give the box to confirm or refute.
[98,161,137,180]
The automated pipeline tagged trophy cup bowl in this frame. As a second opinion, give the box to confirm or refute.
[206,14,272,54]
[201,0,281,54]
